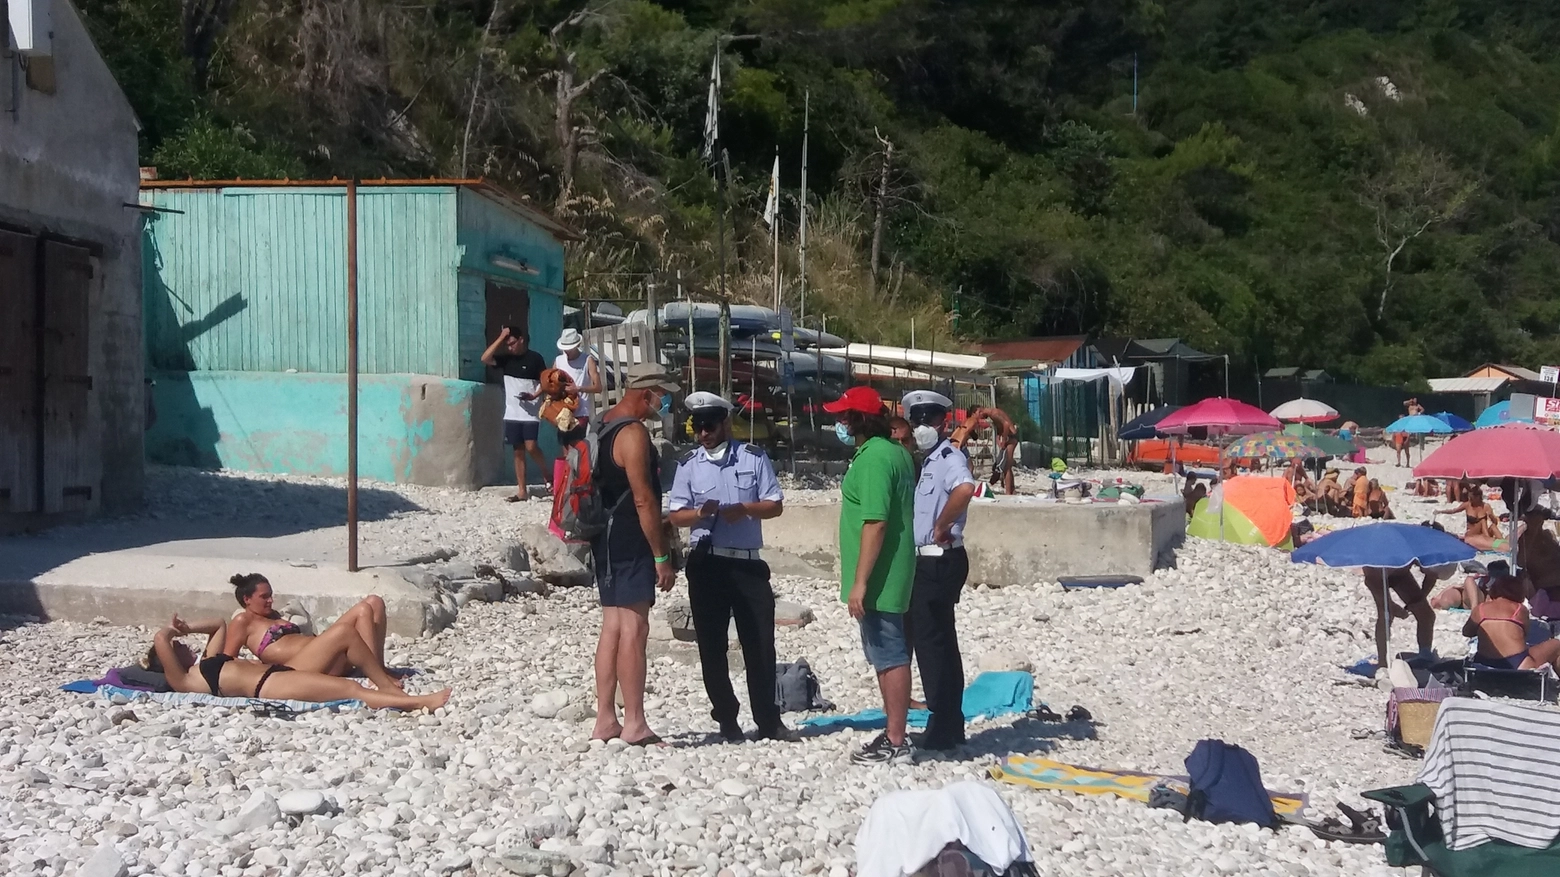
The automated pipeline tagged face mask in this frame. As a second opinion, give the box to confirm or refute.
[913,425,940,451]
[702,442,729,461]
[834,421,856,447]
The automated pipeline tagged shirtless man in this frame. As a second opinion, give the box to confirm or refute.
[1518,507,1560,619]
[951,406,1018,495]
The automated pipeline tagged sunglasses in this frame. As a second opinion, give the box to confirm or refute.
[690,414,728,433]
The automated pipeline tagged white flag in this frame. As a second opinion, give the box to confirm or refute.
[701,53,720,161]
[763,154,780,229]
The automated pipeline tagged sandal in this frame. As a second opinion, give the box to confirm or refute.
[1029,706,1064,723]
[1307,804,1386,844]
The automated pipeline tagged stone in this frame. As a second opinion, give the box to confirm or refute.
[773,600,814,628]
[498,848,575,877]
[978,649,1033,674]
[717,779,750,797]
[556,703,593,723]
[232,790,283,834]
[458,579,504,605]
[523,524,595,588]
[278,790,328,816]
[76,841,128,877]
[664,601,697,642]
[438,853,474,873]
[504,543,533,572]
[530,690,572,719]
[509,576,547,596]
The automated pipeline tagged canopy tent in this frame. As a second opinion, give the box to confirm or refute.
[1187,476,1296,548]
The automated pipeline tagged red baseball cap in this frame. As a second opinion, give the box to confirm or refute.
[822,386,884,415]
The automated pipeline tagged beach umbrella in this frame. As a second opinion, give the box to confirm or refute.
[1156,397,1281,436]
[1117,405,1182,441]
[1188,476,1298,548]
[1413,424,1560,481]
[1222,431,1326,461]
[1281,424,1359,458]
[1384,414,1453,435]
[1474,400,1532,429]
[1269,398,1339,424]
[1432,412,1474,432]
[1291,522,1475,570]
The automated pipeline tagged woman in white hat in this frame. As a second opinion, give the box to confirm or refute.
[554,328,602,434]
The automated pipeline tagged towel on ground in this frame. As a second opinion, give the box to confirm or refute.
[1419,697,1560,851]
[856,781,1032,877]
[798,671,1032,731]
[989,755,1308,818]
[62,682,363,712]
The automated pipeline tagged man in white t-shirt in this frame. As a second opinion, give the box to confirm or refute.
[482,327,548,501]
[553,328,602,441]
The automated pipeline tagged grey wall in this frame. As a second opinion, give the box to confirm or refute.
[1,0,144,513]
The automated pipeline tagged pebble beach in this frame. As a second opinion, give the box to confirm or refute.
[0,460,1474,876]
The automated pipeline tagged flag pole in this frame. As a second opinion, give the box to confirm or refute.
[704,40,733,400]
[799,90,809,326]
[772,146,781,311]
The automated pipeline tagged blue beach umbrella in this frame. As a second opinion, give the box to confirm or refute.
[1432,412,1474,432]
[1384,414,1453,435]
[1291,522,1475,570]
[1474,400,1533,429]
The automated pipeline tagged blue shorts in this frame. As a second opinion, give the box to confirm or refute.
[859,610,910,672]
[594,551,657,608]
[504,420,540,445]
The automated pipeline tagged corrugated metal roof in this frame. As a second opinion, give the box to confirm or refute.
[976,336,1086,366]
[1428,377,1508,393]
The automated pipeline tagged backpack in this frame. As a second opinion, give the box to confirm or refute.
[1184,739,1277,828]
[774,659,835,713]
[551,419,634,544]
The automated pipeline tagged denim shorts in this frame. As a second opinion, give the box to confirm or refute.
[858,610,910,672]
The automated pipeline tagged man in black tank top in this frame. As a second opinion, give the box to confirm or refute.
[589,362,680,747]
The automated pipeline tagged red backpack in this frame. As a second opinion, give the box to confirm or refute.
[550,419,634,544]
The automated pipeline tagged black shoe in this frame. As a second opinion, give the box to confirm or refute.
[755,723,801,743]
[717,721,746,743]
[850,732,914,765]
[917,732,965,752]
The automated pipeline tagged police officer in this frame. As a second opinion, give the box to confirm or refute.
[667,392,799,743]
[902,389,978,750]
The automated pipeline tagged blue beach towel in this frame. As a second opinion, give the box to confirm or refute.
[62,681,363,712]
[799,671,1033,731]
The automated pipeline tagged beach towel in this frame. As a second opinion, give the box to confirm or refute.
[62,681,363,712]
[799,671,1032,731]
[1421,698,1560,851]
[856,781,1034,877]
[988,755,1308,818]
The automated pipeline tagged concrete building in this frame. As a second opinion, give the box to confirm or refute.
[1,0,145,525]
[139,181,576,488]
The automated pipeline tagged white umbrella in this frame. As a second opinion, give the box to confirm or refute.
[1270,398,1339,424]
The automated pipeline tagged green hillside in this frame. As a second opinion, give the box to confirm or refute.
[85,0,1560,384]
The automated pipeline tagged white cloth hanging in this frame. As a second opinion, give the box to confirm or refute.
[855,781,1033,877]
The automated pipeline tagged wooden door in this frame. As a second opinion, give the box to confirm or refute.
[40,240,99,513]
[0,230,39,513]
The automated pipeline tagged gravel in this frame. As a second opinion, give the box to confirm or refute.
[0,458,1469,876]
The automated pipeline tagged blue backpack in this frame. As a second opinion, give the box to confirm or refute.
[1184,739,1277,828]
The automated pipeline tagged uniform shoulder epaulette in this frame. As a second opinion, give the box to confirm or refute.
[680,449,699,464]
[740,443,768,458]
[939,446,953,458]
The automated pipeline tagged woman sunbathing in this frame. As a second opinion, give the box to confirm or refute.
[148,617,450,710]
[1463,573,1560,672]
[223,574,398,688]
[1436,487,1502,548]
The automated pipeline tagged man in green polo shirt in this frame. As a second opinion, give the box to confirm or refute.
[823,385,917,765]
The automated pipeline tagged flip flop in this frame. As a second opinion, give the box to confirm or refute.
[624,734,666,747]
[504,494,524,503]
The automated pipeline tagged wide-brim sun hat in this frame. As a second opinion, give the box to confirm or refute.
[557,328,583,351]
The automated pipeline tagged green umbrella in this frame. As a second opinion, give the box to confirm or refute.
[1283,423,1359,458]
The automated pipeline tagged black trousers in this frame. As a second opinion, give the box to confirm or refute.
[906,547,969,742]
[686,550,781,731]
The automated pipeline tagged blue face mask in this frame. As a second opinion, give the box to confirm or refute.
[834,421,856,447]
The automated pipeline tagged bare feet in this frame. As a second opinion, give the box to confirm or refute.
[620,721,661,746]
[591,717,623,741]
[418,689,452,711]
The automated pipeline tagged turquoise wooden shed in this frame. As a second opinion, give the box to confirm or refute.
[140,179,577,487]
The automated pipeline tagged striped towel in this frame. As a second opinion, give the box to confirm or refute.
[1419,697,1560,851]
[92,684,363,712]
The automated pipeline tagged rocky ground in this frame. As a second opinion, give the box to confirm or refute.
[0,455,1487,877]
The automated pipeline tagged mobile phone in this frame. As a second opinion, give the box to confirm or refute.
[700,499,721,517]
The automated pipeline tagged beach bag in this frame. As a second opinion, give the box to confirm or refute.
[1184,740,1277,828]
[774,659,835,713]
[551,418,633,544]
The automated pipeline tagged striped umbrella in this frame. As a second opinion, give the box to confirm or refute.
[1222,431,1327,460]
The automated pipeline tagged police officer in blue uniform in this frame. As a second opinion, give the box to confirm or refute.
[902,389,978,749]
[668,392,799,743]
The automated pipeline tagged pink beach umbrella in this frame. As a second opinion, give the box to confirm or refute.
[1269,398,1339,424]
[1413,424,1560,481]
[1156,397,1283,436]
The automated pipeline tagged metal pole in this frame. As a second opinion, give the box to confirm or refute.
[346,179,360,573]
[750,336,758,443]
[646,278,658,366]
[799,90,810,325]
[681,269,694,395]
[772,145,782,312]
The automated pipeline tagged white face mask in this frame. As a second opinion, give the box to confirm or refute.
[702,442,729,461]
[913,425,940,451]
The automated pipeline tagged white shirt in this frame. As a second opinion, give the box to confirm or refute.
[502,375,540,422]
[554,352,596,419]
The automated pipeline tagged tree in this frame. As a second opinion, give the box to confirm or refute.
[548,6,609,199]
[1360,147,1477,321]
[182,0,237,91]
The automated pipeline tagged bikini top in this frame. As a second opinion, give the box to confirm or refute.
[257,621,302,656]
[1477,605,1525,630]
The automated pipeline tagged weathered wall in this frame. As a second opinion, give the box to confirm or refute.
[0,0,144,514]
[455,188,567,383]
[144,371,508,488]
[762,500,1185,585]
[141,187,462,377]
